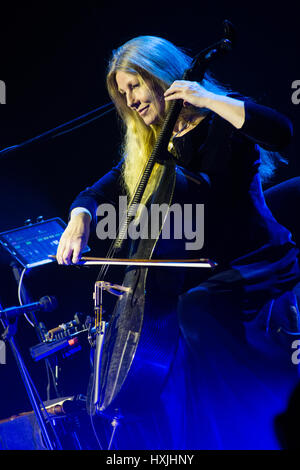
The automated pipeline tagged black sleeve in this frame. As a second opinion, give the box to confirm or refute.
[238,100,293,151]
[69,160,124,228]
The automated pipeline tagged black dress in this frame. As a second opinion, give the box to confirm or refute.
[71,98,299,299]
[70,98,300,449]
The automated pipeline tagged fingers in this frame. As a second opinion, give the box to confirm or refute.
[56,217,90,265]
[164,80,210,109]
[57,235,84,265]
[164,84,184,100]
[164,80,187,96]
[72,241,83,264]
[56,234,73,265]
[164,83,193,107]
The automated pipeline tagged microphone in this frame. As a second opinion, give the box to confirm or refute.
[0,296,58,321]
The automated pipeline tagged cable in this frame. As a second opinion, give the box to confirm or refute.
[88,367,104,450]
[89,410,104,450]
[265,298,274,335]
[107,417,119,450]
[17,267,35,328]
[16,266,61,399]
[17,267,26,305]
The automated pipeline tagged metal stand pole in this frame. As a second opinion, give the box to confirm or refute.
[92,320,106,410]
[0,301,62,450]
[10,261,61,399]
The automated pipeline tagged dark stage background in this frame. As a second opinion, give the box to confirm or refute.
[0,3,299,423]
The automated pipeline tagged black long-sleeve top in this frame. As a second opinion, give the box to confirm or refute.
[70,99,300,300]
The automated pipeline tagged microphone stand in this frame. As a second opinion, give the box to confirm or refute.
[0,300,63,450]
[0,20,236,449]
[0,20,234,160]
[0,98,115,446]
[10,261,62,400]
[0,102,114,159]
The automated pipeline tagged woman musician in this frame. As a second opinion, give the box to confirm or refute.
[56,35,300,449]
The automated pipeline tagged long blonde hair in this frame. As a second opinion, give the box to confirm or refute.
[106,35,285,201]
[106,36,210,203]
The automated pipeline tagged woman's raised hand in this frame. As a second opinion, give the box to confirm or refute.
[164,80,213,108]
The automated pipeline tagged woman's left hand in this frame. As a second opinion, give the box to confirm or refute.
[164,80,213,108]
